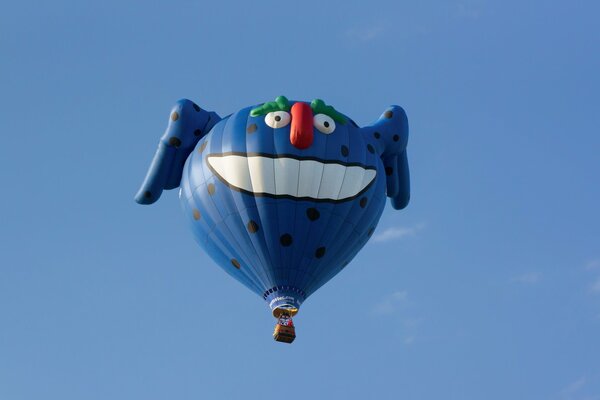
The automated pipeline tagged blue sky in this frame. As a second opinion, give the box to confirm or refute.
[1,0,599,399]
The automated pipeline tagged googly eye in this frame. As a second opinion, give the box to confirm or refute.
[264,111,291,129]
[314,114,336,134]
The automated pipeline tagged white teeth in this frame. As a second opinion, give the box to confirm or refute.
[207,155,376,201]
[338,165,366,199]
[247,156,274,194]
[274,157,299,197]
[297,160,324,199]
[317,162,346,199]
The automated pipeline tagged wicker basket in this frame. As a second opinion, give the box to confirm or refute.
[273,324,296,343]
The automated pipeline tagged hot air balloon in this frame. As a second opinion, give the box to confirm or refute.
[135,96,410,343]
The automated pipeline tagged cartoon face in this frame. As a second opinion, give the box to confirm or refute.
[136,96,409,314]
[205,96,377,203]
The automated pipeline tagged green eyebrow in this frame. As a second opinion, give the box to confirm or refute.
[310,99,347,124]
[250,96,290,116]
[250,96,347,125]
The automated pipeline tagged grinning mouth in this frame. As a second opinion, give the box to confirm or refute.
[207,153,376,202]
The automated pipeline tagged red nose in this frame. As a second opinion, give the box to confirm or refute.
[290,102,313,149]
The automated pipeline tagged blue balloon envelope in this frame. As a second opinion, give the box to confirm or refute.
[136,96,410,341]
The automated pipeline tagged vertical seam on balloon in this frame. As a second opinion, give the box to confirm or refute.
[199,120,263,294]
[306,133,386,294]
[190,183,262,293]
[287,139,303,288]
[307,178,386,295]
[245,115,278,290]
[220,112,271,291]
[184,150,210,242]
[302,130,363,293]
[199,164,261,292]
[303,129,352,284]
[225,110,272,289]
[294,132,333,292]
[191,185,262,293]
[214,115,268,292]
[273,127,299,287]
[319,187,386,293]
[269,126,285,288]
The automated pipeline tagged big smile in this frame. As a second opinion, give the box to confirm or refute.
[207,153,376,202]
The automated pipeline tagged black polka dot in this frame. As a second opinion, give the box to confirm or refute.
[385,166,393,176]
[360,197,368,208]
[192,103,201,112]
[171,111,179,121]
[207,183,215,195]
[194,128,202,137]
[198,141,208,154]
[368,227,375,236]
[169,137,181,148]
[231,259,240,269]
[384,110,393,119]
[324,121,330,128]
[306,208,320,221]
[274,115,281,122]
[247,123,257,133]
[193,209,201,220]
[247,220,259,233]
[393,134,400,142]
[341,145,349,157]
[144,191,152,199]
[367,144,375,154]
[315,247,326,258]
[374,131,381,139]
[280,234,293,247]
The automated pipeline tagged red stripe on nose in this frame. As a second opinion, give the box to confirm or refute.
[290,102,313,149]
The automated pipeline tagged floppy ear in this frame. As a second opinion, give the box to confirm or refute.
[363,105,410,210]
[135,99,221,205]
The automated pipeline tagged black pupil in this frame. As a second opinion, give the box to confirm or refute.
[323,121,330,128]
[274,115,281,122]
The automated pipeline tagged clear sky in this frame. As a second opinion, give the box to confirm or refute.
[1,1,599,399]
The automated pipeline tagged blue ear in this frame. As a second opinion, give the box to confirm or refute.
[135,99,221,204]
[362,105,410,210]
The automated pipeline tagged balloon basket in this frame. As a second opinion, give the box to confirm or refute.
[273,313,296,344]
